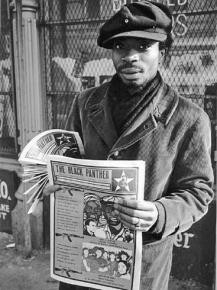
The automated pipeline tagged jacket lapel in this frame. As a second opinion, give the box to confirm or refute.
[86,84,118,149]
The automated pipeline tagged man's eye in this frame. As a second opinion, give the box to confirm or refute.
[138,44,149,50]
[113,43,123,49]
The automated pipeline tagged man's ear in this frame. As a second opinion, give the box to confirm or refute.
[159,49,166,64]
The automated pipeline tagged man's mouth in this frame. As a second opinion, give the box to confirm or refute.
[109,217,119,224]
[120,68,142,74]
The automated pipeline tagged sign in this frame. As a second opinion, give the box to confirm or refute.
[0,169,19,234]
[153,0,215,38]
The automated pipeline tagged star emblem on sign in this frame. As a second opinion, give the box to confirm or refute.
[114,171,134,192]
[56,134,71,145]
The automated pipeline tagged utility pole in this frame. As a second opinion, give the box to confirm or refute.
[11,0,45,256]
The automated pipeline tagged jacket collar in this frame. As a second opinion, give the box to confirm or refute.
[85,80,179,150]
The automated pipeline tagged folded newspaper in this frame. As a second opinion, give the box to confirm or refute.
[19,129,145,290]
[18,129,85,214]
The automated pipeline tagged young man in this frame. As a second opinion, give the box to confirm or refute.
[84,219,97,236]
[47,2,213,290]
[100,195,133,242]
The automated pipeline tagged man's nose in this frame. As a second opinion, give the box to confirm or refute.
[121,50,139,62]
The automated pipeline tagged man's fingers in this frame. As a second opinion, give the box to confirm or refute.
[43,185,63,196]
[117,210,154,226]
[120,217,150,231]
[120,219,136,231]
[114,199,155,211]
[115,206,153,220]
[114,199,159,232]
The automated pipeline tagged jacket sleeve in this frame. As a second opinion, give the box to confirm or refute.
[153,111,214,238]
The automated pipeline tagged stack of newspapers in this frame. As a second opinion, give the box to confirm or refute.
[18,129,84,214]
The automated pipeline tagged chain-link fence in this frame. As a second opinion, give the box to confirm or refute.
[0,1,18,157]
[40,0,217,127]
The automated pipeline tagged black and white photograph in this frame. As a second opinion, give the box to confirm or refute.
[0,0,216,290]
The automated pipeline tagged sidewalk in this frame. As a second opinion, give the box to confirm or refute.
[0,233,59,290]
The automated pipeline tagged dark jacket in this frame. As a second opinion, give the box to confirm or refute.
[65,80,214,290]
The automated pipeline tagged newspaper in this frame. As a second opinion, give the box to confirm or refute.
[19,129,84,165]
[47,155,145,290]
[18,129,85,214]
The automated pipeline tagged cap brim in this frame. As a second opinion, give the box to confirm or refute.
[102,30,167,48]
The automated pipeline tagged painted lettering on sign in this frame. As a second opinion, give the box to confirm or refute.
[166,0,188,7]
[154,0,188,37]
[0,180,11,220]
[174,232,195,248]
[172,14,188,37]
[0,180,8,199]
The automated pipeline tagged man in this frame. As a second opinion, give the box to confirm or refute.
[83,193,102,224]
[116,260,131,280]
[46,2,213,290]
[83,218,97,236]
[100,195,133,242]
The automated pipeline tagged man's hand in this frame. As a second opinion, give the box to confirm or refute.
[114,199,159,231]
[43,185,63,198]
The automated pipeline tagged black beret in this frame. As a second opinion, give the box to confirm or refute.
[97,1,172,49]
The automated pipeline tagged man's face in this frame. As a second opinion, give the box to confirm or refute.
[96,249,103,258]
[110,253,115,261]
[121,254,128,261]
[103,251,108,259]
[112,37,162,87]
[118,261,127,275]
[87,221,96,235]
[83,249,89,258]
[85,200,102,220]
[104,204,120,227]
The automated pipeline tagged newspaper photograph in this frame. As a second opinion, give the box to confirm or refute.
[47,155,145,290]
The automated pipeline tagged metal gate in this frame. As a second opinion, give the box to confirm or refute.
[39,0,216,289]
